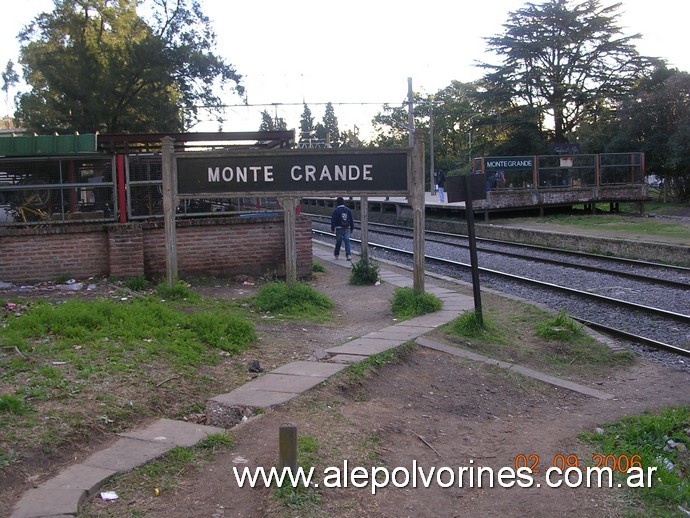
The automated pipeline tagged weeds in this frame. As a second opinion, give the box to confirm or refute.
[440,297,633,376]
[346,343,414,382]
[253,281,334,320]
[273,434,322,510]
[579,406,690,516]
[156,280,200,302]
[451,310,495,339]
[349,258,380,285]
[0,294,255,460]
[122,276,150,291]
[0,394,31,415]
[390,287,442,320]
[94,433,236,499]
[536,309,584,341]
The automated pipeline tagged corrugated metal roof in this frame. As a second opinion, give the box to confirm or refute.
[0,134,98,156]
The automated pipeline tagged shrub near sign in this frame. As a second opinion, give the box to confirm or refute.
[176,150,409,196]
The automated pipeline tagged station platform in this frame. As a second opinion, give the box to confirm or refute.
[302,181,650,221]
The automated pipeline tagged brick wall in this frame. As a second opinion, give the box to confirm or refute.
[0,215,313,283]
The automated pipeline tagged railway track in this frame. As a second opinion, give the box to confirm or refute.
[310,216,690,358]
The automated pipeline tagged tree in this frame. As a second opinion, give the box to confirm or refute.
[481,0,658,144]
[15,0,243,134]
[258,109,287,131]
[1,61,19,118]
[608,67,690,201]
[321,102,340,147]
[299,103,315,141]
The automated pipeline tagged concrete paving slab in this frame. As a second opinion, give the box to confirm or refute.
[403,312,457,327]
[40,463,117,493]
[439,303,474,311]
[364,328,427,340]
[211,388,297,408]
[271,361,346,377]
[510,365,614,400]
[11,487,84,518]
[238,373,328,394]
[328,354,367,364]
[416,337,513,368]
[119,418,225,447]
[326,338,402,356]
[391,322,437,331]
[82,437,172,472]
[427,289,456,297]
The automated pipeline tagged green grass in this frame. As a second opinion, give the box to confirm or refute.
[523,212,690,241]
[273,434,322,510]
[93,432,235,499]
[0,294,255,458]
[0,394,31,415]
[346,343,414,383]
[536,309,584,341]
[1,297,253,368]
[156,280,201,302]
[390,287,442,320]
[579,406,690,517]
[450,310,499,341]
[122,276,151,291]
[252,281,334,321]
[441,300,633,377]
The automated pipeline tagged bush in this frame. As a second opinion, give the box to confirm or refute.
[391,287,442,320]
[253,281,334,320]
[349,258,380,285]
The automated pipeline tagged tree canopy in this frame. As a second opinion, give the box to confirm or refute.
[480,0,659,144]
[15,0,242,134]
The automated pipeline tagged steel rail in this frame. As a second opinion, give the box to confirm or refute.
[310,216,690,289]
[313,228,690,357]
[309,213,690,272]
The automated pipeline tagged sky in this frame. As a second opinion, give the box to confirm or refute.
[1,0,688,139]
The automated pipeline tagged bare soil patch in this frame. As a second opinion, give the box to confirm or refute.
[74,258,690,518]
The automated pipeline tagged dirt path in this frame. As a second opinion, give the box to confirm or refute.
[81,256,690,517]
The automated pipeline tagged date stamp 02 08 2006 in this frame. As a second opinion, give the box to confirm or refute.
[514,453,643,474]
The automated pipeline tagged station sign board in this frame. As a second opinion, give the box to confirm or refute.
[484,156,533,170]
[176,149,409,196]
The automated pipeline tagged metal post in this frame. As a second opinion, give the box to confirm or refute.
[465,175,483,327]
[407,77,414,148]
[430,104,436,195]
[410,130,425,294]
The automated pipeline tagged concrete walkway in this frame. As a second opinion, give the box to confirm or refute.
[10,245,612,517]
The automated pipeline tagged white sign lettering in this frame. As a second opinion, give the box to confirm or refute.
[290,164,373,182]
[207,165,274,183]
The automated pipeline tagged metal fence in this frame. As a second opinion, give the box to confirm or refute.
[125,154,281,220]
[0,156,116,226]
[474,152,644,191]
[0,154,284,227]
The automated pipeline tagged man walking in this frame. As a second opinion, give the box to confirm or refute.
[331,196,354,261]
